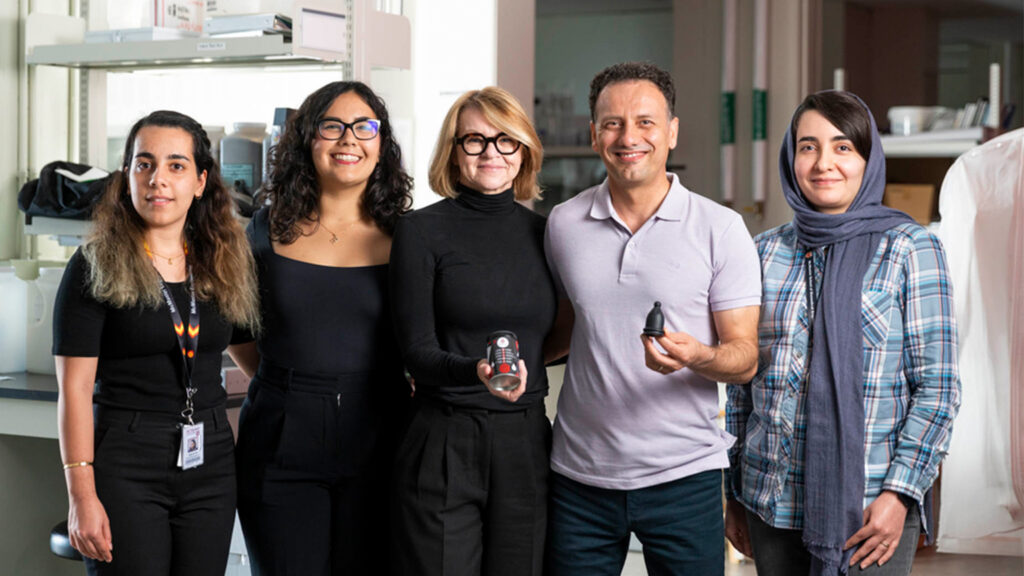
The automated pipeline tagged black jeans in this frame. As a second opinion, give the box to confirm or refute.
[236,364,398,576]
[391,400,552,576]
[746,504,921,576]
[544,469,725,576]
[86,405,236,576]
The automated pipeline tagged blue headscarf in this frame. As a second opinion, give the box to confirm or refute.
[778,90,913,575]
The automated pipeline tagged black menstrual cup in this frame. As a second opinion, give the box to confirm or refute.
[643,301,665,337]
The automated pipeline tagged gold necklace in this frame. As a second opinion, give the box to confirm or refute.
[144,241,188,265]
[317,218,359,244]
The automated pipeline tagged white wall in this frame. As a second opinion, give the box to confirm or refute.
[399,0,499,208]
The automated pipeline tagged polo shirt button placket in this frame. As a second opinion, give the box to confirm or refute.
[621,241,639,277]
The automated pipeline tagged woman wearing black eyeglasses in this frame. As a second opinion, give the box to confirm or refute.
[388,87,558,576]
[229,81,413,575]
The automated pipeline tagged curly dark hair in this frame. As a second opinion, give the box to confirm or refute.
[588,61,676,121]
[262,81,413,242]
[790,90,873,161]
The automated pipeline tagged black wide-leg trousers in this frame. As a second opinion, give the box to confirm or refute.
[392,400,552,576]
[236,363,399,576]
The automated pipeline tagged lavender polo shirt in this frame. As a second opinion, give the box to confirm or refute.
[544,174,761,490]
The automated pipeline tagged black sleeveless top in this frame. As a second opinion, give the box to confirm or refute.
[247,208,407,389]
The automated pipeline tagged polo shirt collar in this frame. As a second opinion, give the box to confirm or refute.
[589,172,688,222]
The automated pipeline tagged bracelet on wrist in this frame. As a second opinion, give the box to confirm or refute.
[62,461,92,470]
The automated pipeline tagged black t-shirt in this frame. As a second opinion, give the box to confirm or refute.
[53,249,244,413]
[389,184,557,411]
[247,208,406,378]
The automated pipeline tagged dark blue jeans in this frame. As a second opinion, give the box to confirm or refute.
[545,469,725,576]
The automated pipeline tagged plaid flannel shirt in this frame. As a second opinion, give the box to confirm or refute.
[726,222,961,529]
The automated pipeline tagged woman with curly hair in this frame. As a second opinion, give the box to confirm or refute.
[230,80,413,575]
[54,110,260,575]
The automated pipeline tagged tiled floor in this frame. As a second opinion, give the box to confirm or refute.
[620,547,1024,575]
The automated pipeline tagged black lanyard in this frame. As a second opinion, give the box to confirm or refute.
[156,267,200,425]
[804,246,829,328]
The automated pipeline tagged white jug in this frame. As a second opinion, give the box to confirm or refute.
[0,267,28,373]
[26,267,65,375]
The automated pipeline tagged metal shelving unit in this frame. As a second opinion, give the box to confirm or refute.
[879,127,983,158]
[27,35,327,70]
[22,216,91,246]
[20,0,410,248]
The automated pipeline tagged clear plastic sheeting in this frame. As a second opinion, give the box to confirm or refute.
[936,128,1024,556]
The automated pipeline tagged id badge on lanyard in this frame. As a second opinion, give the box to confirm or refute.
[156,266,204,470]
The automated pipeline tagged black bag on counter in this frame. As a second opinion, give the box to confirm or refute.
[18,161,110,220]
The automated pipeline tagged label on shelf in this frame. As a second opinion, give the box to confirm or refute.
[197,41,228,51]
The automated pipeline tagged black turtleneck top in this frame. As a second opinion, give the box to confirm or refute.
[389,184,557,411]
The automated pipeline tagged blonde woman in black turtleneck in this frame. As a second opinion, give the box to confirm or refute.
[389,87,562,576]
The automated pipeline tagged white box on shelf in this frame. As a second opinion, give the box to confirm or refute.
[298,8,346,54]
[106,0,205,34]
[155,0,205,33]
[207,0,294,16]
[205,13,292,35]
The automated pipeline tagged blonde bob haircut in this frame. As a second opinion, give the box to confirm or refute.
[428,86,543,201]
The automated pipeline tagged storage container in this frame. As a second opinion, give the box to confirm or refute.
[0,267,28,373]
[26,267,65,375]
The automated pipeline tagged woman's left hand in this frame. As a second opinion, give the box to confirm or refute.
[844,490,910,569]
[476,359,528,403]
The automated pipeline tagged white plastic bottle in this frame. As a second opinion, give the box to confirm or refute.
[26,267,65,375]
[0,267,28,373]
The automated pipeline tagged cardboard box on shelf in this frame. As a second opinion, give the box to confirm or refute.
[883,183,936,225]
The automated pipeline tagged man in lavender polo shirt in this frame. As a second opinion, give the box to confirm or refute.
[543,62,761,575]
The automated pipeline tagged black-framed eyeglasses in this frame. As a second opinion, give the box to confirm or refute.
[455,133,522,156]
[317,117,381,141]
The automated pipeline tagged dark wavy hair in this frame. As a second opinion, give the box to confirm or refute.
[262,81,413,242]
[85,110,260,330]
[589,61,676,121]
[790,90,873,161]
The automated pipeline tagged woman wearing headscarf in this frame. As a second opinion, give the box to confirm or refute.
[724,90,961,575]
